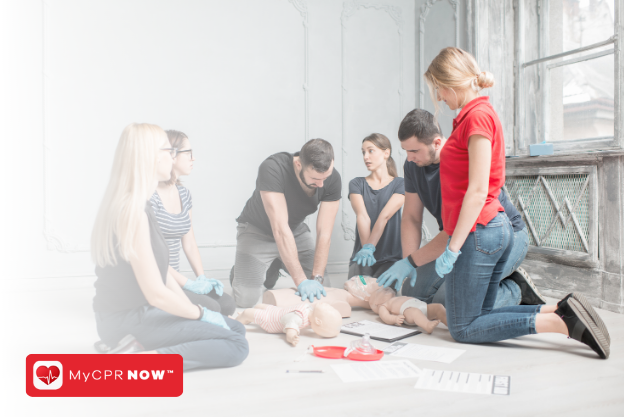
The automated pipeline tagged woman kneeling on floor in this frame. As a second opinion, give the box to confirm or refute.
[421,47,610,359]
[91,123,249,370]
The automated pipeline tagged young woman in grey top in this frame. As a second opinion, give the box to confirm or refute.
[349,133,405,278]
[151,130,235,316]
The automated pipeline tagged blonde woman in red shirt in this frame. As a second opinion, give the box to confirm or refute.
[396,47,609,358]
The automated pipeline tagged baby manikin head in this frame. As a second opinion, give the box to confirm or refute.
[309,302,342,338]
[368,287,396,313]
[344,275,380,301]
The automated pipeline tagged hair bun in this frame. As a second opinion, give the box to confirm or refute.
[477,71,494,89]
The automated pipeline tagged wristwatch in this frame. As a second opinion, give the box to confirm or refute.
[308,274,324,284]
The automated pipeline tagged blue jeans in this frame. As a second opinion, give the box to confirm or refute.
[402,227,529,308]
[443,213,538,343]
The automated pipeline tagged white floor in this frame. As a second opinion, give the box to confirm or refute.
[2,272,624,417]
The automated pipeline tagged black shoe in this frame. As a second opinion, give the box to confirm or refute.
[507,266,546,305]
[565,293,610,345]
[555,293,610,359]
[93,340,111,353]
[108,335,144,354]
[264,258,285,290]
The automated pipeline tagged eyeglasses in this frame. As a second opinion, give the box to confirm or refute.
[161,147,178,158]
[177,149,193,159]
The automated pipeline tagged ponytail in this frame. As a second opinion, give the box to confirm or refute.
[386,156,398,178]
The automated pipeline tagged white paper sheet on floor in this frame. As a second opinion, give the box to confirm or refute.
[382,341,465,364]
[414,369,510,395]
[331,360,421,383]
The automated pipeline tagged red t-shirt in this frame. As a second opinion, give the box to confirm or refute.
[440,96,505,236]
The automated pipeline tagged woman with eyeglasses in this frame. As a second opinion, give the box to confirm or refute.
[92,123,248,369]
[150,130,236,316]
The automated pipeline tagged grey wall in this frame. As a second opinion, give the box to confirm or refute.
[3,0,466,287]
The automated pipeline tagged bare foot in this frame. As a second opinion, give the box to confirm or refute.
[236,309,255,325]
[427,303,447,327]
[286,329,300,346]
[422,319,440,334]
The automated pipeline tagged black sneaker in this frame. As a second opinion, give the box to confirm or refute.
[108,335,144,354]
[507,266,546,305]
[93,340,110,354]
[555,293,610,359]
[264,258,285,289]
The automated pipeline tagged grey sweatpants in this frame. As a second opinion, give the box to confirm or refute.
[232,222,324,307]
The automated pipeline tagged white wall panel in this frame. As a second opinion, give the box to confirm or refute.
[2,0,463,282]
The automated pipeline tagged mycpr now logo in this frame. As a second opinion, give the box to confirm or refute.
[26,354,183,397]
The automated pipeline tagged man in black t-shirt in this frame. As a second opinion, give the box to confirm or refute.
[377,109,546,307]
[232,139,341,307]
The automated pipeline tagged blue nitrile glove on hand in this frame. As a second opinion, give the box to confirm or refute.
[200,307,230,330]
[376,257,417,292]
[435,245,461,278]
[352,244,377,267]
[295,280,327,303]
[183,274,224,296]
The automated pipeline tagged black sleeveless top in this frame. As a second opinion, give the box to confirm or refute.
[93,203,169,313]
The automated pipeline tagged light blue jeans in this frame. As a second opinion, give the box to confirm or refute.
[402,227,529,308]
[443,213,539,343]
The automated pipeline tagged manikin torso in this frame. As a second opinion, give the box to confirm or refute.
[262,276,381,318]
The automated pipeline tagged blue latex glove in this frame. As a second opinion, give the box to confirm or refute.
[199,307,230,330]
[294,280,327,303]
[183,274,224,296]
[376,257,417,292]
[352,244,377,267]
[435,245,461,278]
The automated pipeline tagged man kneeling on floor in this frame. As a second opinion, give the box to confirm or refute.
[378,108,546,308]
[231,139,341,307]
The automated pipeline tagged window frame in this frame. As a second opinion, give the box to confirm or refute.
[514,0,624,156]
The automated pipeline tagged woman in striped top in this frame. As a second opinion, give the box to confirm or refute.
[151,130,235,315]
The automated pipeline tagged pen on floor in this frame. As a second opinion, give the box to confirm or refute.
[285,370,324,373]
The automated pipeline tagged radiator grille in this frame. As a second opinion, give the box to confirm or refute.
[504,174,590,253]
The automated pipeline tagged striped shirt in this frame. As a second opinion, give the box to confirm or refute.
[150,185,193,271]
[253,304,311,334]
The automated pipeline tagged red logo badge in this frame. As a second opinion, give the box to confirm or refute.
[26,354,183,397]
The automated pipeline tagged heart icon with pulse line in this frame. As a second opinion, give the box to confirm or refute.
[35,365,60,385]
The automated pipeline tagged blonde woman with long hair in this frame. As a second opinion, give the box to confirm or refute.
[391,47,609,358]
[91,123,248,369]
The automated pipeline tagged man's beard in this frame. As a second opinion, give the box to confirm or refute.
[299,168,317,189]
[415,145,437,167]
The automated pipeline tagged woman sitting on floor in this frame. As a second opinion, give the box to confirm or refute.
[349,133,405,282]
[151,129,235,316]
[91,123,248,370]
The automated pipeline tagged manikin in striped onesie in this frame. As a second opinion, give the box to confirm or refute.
[236,302,342,346]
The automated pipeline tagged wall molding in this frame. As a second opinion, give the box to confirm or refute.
[41,0,312,253]
[41,0,89,253]
[340,0,404,240]
[288,0,310,143]
[419,0,460,108]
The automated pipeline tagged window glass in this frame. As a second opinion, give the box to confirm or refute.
[558,0,614,54]
[548,53,614,142]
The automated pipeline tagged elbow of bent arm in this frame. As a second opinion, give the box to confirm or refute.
[142,286,169,309]
[467,187,488,205]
